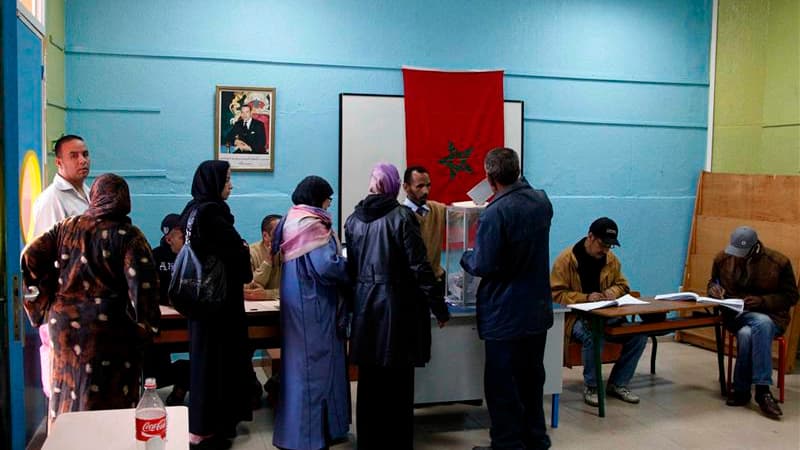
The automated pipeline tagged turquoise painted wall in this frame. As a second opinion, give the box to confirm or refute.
[65,0,712,295]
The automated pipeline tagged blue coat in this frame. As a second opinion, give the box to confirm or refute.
[273,238,350,450]
[460,180,554,340]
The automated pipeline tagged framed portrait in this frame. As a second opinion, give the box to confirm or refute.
[215,86,276,171]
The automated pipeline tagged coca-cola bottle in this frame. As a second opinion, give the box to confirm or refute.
[135,377,167,450]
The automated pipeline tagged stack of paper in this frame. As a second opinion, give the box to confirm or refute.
[566,294,649,312]
[654,292,744,313]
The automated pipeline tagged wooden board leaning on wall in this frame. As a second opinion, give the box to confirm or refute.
[676,171,800,372]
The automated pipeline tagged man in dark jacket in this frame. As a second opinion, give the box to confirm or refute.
[708,226,798,420]
[345,162,450,450]
[461,148,553,450]
[146,213,189,405]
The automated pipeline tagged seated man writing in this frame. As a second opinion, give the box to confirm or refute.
[244,214,282,299]
[551,217,647,407]
[708,226,798,419]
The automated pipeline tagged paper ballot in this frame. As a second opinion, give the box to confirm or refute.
[466,178,493,205]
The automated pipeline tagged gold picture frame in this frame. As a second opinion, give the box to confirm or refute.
[215,85,276,171]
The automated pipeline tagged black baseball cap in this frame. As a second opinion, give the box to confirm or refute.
[160,213,181,235]
[589,217,620,247]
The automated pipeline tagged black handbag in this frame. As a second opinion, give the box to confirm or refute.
[168,208,227,318]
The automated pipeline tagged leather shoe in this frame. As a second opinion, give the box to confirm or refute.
[756,392,782,419]
[725,391,750,407]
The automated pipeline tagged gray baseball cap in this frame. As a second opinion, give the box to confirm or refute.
[725,226,758,257]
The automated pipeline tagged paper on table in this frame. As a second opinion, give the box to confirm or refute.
[654,292,744,313]
[566,300,618,312]
[697,297,744,313]
[615,294,649,305]
[565,294,648,312]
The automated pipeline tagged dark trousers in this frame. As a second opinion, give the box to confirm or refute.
[356,364,415,450]
[485,333,551,450]
[142,346,189,391]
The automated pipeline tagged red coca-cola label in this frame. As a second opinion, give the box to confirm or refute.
[136,416,167,441]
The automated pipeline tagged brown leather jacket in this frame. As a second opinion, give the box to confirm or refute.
[708,244,799,332]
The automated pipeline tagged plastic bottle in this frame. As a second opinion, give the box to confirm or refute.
[135,377,167,450]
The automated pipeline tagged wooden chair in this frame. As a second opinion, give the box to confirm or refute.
[724,300,797,403]
[725,331,787,403]
[564,332,660,374]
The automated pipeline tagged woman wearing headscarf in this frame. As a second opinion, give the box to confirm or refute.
[272,175,351,450]
[344,163,450,450]
[180,160,253,450]
[21,173,160,425]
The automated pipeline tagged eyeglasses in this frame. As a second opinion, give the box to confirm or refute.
[591,236,614,249]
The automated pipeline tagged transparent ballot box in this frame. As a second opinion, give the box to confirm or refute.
[445,201,486,306]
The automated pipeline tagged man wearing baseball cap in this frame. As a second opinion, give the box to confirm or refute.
[708,226,798,419]
[153,213,184,302]
[551,217,647,407]
[145,213,189,406]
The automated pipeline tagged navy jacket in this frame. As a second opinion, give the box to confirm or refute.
[345,194,450,367]
[460,179,554,340]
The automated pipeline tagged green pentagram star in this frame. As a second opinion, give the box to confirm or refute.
[438,141,474,179]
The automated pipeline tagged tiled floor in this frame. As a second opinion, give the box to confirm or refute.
[197,339,800,449]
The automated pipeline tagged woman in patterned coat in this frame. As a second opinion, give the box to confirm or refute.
[21,173,160,425]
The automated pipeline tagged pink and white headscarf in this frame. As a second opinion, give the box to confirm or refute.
[278,205,334,262]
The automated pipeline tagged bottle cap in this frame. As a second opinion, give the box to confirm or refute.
[144,378,157,389]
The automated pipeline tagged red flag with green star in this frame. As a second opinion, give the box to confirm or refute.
[402,67,504,205]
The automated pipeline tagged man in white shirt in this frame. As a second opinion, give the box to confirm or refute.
[402,166,446,288]
[30,134,91,400]
[32,134,91,237]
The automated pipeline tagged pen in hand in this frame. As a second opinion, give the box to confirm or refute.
[709,278,725,299]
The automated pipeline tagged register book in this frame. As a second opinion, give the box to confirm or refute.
[566,294,649,312]
[654,292,744,313]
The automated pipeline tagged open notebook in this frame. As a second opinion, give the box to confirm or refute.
[566,294,649,312]
[654,292,744,313]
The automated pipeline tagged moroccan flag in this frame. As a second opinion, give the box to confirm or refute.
[403,67,504,205]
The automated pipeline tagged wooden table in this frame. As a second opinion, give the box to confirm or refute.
[572,298,725,417]
[154,301,280,348]
[43,406,188,449]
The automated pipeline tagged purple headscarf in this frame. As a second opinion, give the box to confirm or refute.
[368,163,400,197]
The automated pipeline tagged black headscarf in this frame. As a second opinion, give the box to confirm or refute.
[191,160,230,202]
[84,173,132,222]
[291,175,333,208]
[181,160,233,225]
